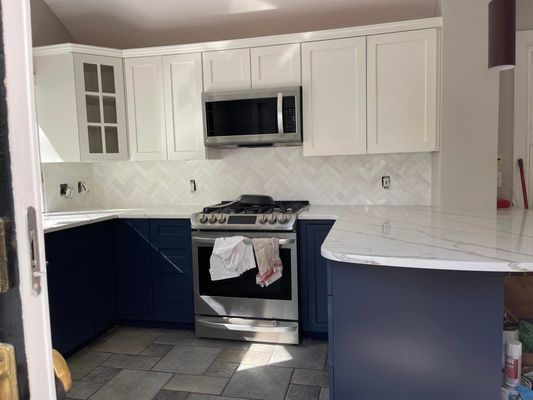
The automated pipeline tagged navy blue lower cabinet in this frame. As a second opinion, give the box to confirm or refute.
[115,219,153,321]
[45,226,95,355]
[298,220,334,337]
[92,221,117,332]
[327,261,504,400]
[150,219,194,325]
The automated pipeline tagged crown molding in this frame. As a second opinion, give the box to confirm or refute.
[33,17,442,58]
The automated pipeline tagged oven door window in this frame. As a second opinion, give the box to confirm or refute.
[197,245,292,300]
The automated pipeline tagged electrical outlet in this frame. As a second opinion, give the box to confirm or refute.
[382,176,391,190]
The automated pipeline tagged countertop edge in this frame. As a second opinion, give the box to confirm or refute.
[320,248,530,273]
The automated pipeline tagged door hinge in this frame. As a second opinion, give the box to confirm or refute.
[0,343,19,400]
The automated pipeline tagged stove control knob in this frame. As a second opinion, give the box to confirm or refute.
[268,214,278,224]
[218,215,227,223]
[278,214,289,224]
[199,214,208,223]
[209,215,218,224]
[258,215,268,224]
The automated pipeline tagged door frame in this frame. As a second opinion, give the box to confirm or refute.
[2,0,56,397]
[513,30,533,208]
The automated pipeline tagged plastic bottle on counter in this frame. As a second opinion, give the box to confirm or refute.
[505,340,523,387]
[503,327,520,368]
[501,384,520,400]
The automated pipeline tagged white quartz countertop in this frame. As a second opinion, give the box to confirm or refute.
[43,206,202,233]
[321,206,533,272]
[42,205,336,233]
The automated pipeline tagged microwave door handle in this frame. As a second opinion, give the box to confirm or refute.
[277,92,284,134]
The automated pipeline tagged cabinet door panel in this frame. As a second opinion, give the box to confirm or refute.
[164,53,206,160]
[47,256,93,355]
[367,29,438,154]
[115,220,153,320]
[45,227,94,355]
[92,221,117,332]
[299,221,334,335]
[302,38,367,156]
[251,44,301,88]
[203,49,251,92]
[74,53,128,161]
[124,56,167,160]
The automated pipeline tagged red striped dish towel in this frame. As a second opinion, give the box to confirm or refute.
[252,238,283,287]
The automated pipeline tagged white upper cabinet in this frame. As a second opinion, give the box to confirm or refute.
[251,44,301,89]
[163,53,207,160]
[124,56,167,161]
[302,37,367,156]
[35,53,81,163]
[203,48,251,92]
[366,29,438,154]
[35,52,128,162]
[73,54,128,161]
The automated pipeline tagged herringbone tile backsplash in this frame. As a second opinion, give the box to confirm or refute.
[42,147,431,211]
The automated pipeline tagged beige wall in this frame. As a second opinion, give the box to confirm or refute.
[434,0,500,212]
[497,0,533,202]
[517,0,533,31]
[30,0,73,46]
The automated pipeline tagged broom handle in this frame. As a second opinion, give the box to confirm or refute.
[519,159,529,209]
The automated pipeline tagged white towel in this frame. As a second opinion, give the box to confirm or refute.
[209,236,257,281]
[252,238,283,287]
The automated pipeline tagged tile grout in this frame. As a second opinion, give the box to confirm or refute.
[69,327,327,400]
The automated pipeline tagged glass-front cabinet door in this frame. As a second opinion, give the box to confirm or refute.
[74,53,128,161]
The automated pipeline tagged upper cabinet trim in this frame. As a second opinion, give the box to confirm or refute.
[33,17,442,58]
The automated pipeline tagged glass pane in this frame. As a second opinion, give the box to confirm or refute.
[102,96,117,123]
[85,95,101,123]
[205,97,278,137]
[88,126,103,153]
[105,127,119,153]
[83,63,99,92]
[101,65,115,93]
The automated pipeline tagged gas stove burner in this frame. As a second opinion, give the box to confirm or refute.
[192,195,309,231]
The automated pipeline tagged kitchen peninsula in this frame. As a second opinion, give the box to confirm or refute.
[321,206,533,400]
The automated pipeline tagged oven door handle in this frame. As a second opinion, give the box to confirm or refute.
[196,318,298,333]
[193,237,295,245]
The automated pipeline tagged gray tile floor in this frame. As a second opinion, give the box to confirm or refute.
[66,327,330,400]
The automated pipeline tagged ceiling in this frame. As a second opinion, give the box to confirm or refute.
[44,0,440,49]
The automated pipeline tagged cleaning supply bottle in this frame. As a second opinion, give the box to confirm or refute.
[505,340,523,387]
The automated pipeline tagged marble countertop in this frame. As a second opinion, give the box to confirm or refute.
[43,206,202,233]
[45,205,533,273]
[298,206,342,220]
[321,206,533,272]
[43,205,338,233]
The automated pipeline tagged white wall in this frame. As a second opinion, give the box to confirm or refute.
[517,0,533,31]
[434,0,500,212]
[498,0,533,203]
[30,0,73,46]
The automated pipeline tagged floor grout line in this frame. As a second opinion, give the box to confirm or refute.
[69,327,327,400]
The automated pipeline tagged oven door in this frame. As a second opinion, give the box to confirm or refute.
[192,231,298,321]
[202,87,302,147]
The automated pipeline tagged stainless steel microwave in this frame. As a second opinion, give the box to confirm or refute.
[202,86,302,147]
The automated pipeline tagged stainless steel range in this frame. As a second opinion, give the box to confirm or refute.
[191,195,309,344]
